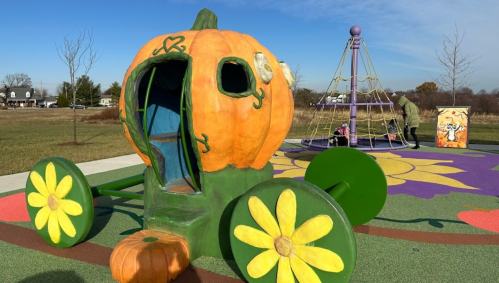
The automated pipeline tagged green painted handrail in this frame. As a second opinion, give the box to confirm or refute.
[142,67,166,187]
[180,69,200,192]
[90,174,144,200]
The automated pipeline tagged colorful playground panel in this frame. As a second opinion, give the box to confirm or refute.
[436,106,470,148]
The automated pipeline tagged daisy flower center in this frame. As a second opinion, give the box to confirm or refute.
[47,194,59,210]
[274,236,294,257]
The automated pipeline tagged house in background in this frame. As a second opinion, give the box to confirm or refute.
[0,92,5,106]
[5,87,40,107]
[100,94,112,107]
[43,96,58,108]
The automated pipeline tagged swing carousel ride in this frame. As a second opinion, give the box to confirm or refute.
[302,26,409,151]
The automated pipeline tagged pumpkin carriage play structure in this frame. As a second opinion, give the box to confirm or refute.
[302,26,409,151]
[24,9,388,283]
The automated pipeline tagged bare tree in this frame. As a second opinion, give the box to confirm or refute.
[291,64,304,98]
[34,87,49,98]
[55,27,98,143]
[2,73,32,87]
[434,23,480,106]
[290,65,305,131]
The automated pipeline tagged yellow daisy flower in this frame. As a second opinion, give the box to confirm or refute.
[27,162,83,244]
[234,189,344,283]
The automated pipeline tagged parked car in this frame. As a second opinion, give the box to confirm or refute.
[49,103,59,108]
[69,104,87,109]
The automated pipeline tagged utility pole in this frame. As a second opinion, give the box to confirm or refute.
[90,82,93,108]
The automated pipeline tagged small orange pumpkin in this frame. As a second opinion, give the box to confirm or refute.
[119,8,294,173]
[110,230,190,283]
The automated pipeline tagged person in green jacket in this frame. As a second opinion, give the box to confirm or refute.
[398,96,420,149]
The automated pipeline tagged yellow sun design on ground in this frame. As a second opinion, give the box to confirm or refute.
[234,189,344,283]
[271,150,318,178]
[369,152,477,189]
[27,162,83,244]
[271,150,477,190]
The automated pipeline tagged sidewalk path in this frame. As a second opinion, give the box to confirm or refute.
[0,154,143,194]
[1,140,498,194]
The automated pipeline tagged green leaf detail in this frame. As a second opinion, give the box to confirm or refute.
[152,36,186,55]
[195,133,210,153]
[252,87,265,109]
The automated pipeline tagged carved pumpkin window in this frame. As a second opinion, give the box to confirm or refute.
[219,60,249,94]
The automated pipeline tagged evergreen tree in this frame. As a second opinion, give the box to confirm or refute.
[57,94,70,107]
[108,82,121,106]
[75,75,101,106]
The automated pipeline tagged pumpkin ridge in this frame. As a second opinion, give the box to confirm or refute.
[145,243,156,282]
[119,241,143,282]
[187,29,203,54]
[109,242,125,279]
[169,239,184,267]
[219,31,265,168]
[158,241,178,279]
[154,241,172,281]
[243,32,292,169]
[217,30,242,168]
[111,241,136,280]
[185,29,205,169]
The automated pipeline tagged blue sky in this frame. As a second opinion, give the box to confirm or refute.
[1,0,498,96]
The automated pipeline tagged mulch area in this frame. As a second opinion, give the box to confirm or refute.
[0,221,244,282]
[2,217,499,283]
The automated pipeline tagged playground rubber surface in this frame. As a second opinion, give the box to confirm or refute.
[1,143,498,282]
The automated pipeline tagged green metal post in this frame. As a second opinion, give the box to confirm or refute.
[327,181,350,201]
[90,174,144,200]
[141,67,166,187]
[179,69,200,192]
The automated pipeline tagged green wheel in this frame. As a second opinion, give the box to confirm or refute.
[25,157,94,248]
[305,147,387,226]
[230,178,356,283]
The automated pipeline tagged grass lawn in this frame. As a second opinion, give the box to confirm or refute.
[0,108,135,176]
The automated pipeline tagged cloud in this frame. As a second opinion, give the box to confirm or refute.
[168,0,499,91]
[388,61,440,73]
[203,0,498,63]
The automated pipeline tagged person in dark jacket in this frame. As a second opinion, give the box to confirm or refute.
[398,96,420,149]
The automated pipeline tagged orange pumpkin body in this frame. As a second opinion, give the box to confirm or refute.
[110,230,190,283]
[119,10,293,173]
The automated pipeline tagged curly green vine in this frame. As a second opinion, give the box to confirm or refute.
[252,88,265,109]
[195,133,210,153]
[152,36,186,55]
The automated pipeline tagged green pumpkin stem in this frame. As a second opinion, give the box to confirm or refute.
[191,8,218,30]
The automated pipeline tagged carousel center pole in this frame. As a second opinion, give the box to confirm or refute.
[349,25,361,147]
